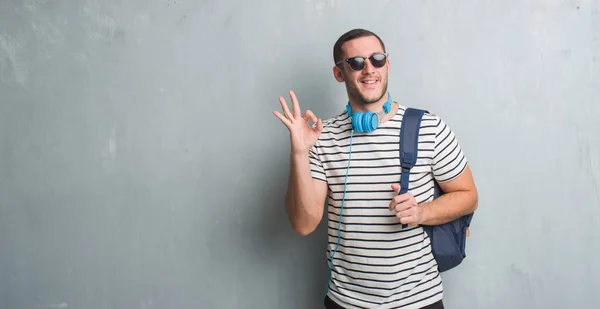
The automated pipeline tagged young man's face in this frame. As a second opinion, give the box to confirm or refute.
[335,35,390,105]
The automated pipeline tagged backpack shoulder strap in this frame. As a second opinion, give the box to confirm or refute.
[399,107,428,228]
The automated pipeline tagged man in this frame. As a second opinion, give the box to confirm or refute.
[273,29,478,309]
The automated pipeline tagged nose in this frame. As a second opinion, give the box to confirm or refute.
[361,57,376,74]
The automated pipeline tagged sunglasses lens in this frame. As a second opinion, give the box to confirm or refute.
[370,53,387,67]
[343,53,387,71]
[348,57,365,71]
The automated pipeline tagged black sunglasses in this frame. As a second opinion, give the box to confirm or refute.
[336,52,388,71]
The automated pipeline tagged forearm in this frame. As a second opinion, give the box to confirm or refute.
[419,189,478,226]
[285,152,322,235]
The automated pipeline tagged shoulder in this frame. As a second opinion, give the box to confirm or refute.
[423,110,443,129]
[310,109,351,155]
[397,104,443,128]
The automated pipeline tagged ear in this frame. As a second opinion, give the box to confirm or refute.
[386,58,391,73]
[333,65,345,83]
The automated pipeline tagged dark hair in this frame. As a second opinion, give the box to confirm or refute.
[333,29,386,64]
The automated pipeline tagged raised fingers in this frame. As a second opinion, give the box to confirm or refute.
[272,110,291,127]
[278,96,293,120]
[289,90,301,118]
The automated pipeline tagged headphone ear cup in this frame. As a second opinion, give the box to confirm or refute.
[353,112,363,132]
[383,101,391,113]
[363,112,379,132]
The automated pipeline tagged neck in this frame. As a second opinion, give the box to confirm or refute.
[346,92,398,126]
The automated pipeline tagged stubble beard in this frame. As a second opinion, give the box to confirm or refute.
[345,77,388,106]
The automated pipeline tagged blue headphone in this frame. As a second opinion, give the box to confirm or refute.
[345,92,393,133]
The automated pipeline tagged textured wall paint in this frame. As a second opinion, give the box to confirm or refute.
[0,0,599,308]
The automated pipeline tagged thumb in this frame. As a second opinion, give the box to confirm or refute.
[391,183,401,195]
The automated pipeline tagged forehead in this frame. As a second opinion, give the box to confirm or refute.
[341,36,384,58]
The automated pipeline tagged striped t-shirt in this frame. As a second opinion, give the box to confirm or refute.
[309,104,468,309]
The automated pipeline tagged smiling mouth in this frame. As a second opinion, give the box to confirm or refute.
[361,79,379,86]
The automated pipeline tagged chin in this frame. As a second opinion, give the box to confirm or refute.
[359,89,386,104]
[345,79,388,104]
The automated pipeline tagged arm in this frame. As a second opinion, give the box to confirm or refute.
[420,114,478,226]
[390,115,478,228]
[419,165,478,226]
[285,152,328,236]
[272,90,328,236]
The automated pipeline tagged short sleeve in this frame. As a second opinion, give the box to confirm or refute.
[309,144,326,182]
[432,116,468,182]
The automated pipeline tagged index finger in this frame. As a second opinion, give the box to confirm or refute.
[388,193,413,211]
[393,202,415,213]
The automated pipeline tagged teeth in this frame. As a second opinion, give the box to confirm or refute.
[364,80,376,84]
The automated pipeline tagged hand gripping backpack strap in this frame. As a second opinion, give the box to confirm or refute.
[399,107,475,272]
[399,108,427,229]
